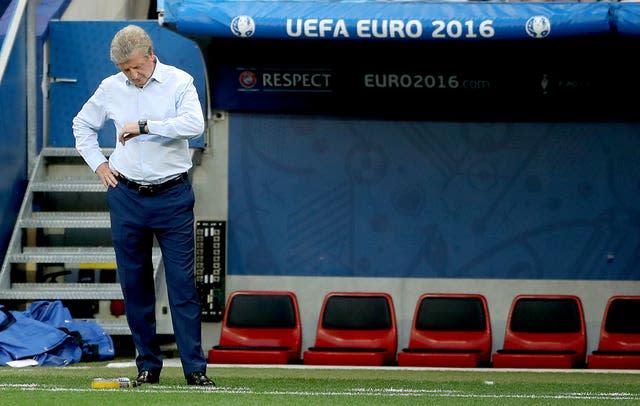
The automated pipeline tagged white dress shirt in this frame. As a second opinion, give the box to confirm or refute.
[72,57,204,184]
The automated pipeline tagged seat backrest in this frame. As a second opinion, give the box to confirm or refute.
[313,292,397,353]
[218,290,301,351]
[408,293,491,355]
[597,295,640,352]
[502,294,586,356]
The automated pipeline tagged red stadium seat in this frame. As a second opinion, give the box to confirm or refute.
[303,292,397,366]
[492,294,586,369]
[207,290,302,364]
[397,293,492,368]
[588,296,640,369]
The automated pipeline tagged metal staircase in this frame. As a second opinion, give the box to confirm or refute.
[0,147,163,335]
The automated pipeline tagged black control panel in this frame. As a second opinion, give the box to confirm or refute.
[195,220,226,322]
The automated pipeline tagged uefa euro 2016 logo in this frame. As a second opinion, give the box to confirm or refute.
[231,15,256,37]
[525,16,551,39]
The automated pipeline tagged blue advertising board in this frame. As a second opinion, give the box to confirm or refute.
[162,1,640,40]
[160,2,640,118]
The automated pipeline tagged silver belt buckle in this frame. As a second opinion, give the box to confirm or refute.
[138,184,154,195]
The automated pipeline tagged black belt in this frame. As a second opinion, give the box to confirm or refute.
[118,173,187,195]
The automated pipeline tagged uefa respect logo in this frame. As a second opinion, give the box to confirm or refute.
[231,15,256,37]
[238,70,258,89]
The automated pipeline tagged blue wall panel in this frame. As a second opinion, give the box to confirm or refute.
[1,0,71,153]
[0,18,28,261]
[228,115,640,281]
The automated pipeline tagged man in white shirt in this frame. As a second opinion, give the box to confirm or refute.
[73,24,213,386]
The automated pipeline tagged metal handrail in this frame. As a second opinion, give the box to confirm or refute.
[0,0,37,175]
[0,0,28,87]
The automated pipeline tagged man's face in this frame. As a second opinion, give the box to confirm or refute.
[117,49,155,88]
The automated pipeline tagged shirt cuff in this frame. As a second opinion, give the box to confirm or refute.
[83,150,108,173]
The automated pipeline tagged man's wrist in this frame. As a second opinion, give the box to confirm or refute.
[138,119,148,134]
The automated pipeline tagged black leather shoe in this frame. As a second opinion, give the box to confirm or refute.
[186,371,215,386]
[135,370,160,385]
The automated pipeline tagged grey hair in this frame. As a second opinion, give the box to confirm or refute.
[110,25,153,64]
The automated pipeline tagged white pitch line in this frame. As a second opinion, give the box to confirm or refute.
[106,358,640,374]
[1,383,639,401]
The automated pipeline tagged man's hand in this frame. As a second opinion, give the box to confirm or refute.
[95,162,119,188]
[118,122,142,145]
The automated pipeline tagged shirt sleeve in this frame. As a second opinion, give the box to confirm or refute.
[72,83,109,172]
[146,74,205,140]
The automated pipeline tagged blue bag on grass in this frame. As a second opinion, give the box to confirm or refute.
[0,304,82,366]
[66,318,115,361]
[26,300,115,362]
[0,301,115,366]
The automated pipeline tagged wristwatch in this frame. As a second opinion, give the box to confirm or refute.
[138,119,148,134]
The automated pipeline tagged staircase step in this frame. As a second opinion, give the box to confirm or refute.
[21,212,111,228]
[0,283,123,300]
[41,147,82,157]
[41,147,114,157]
[9,247,161,264]
[30,179,105,193]
[11,247,116,263]
[94,318,131,335]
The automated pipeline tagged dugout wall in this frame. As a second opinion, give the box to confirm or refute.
[161,1,640,354]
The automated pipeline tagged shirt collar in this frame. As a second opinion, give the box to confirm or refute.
[149,56,166,84]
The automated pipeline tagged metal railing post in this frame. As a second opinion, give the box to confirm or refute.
[27,0,39,177]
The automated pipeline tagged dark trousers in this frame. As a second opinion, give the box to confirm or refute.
[107,178,206,376]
